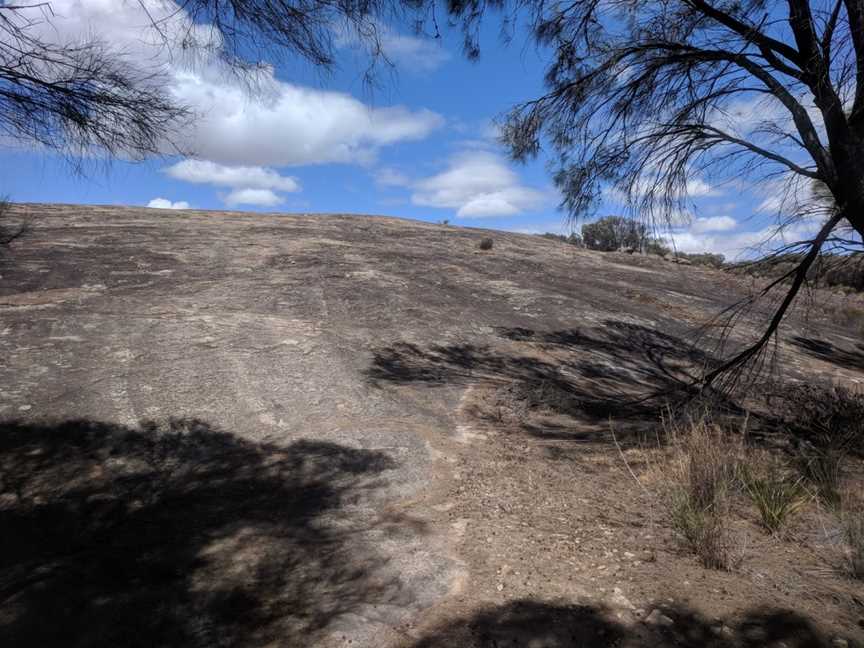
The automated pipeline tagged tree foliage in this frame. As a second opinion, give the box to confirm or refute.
[0,4,190,160]
[433,0,864,385]
[0,1,400,159]
[581,215,648,251]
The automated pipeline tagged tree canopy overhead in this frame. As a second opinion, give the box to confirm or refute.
[434,0,863,383]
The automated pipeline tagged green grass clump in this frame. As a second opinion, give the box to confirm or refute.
[741,467,807,534]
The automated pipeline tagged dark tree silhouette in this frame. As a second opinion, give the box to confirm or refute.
[431,0,864,385]
[0,1,402,160]
[0,3,190,160]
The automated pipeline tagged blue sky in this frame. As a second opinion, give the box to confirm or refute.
[0,0,817,260]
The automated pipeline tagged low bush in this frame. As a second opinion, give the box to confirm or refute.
[795,444,846,508]
[741,465,807,534]
[781,383,864,506]
[478,237,494,251]
[0,196,24,247]
[661,412,742,569]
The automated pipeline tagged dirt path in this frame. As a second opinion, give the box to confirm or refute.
[1,204,862,646]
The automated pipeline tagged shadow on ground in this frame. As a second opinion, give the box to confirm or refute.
[0,418,414,647]
[792,336,864,373]
[409,599,843,648]
[368,320,733,440]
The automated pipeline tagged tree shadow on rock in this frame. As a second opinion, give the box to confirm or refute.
[367,320,736,441]
[409,600,839,648]
[791,336,864,373]
[0,418,414,647]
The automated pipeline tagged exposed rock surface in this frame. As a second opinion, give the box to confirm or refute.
[1,204,862,647]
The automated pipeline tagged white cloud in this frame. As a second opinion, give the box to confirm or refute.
[222,188,284,208]
[147,198,190,209]
[685,178,721,197]
[374,167,412,187]
[16,1,443,167]
[164,160,300,192]
[691,215,737,234]
[665,220,820,260]
[411,150,551,218]
[337,22,450,73]
[172,71,443,167]
[375,30,451,72]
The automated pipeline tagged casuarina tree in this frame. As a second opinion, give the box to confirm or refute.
[434,0,864,384]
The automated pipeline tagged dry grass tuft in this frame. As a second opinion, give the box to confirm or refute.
[781,383,864,508]
[843,511,864,580]
[660,411,744,570]
[741,464,807,534]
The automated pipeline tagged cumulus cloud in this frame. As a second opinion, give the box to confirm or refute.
[18,1,443,167]
[663,213,825,260]
[172,71,443,167]
[222,189,284,208]
[164,160,300,192]
[691,215,737,233]
[147,198,190,209]
[411,150,551,218]
[378,30,451,72]
[665,221,819,260]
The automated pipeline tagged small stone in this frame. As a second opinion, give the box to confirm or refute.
[18,404,31,411]
[609,587,636,610]
[645,609,674,627]
[496,583,504,592]
[832,639,848,648]
[623,551,635,559]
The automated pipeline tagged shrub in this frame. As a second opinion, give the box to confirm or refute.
[662,412,741,569]
[582,215,647,251]
[480,383,529,425]
[644,239,671,257]
[0,196,22,246]
[741,465,807,533]
[781,383,864,506]
[795,443,846,508]
[478,237,494,251]
[844,513,864,579]
[682,252,726,268]
[539,232,583,247]
[670,491,733,569]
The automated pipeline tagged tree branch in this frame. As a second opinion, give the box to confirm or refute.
[702,210,845,386]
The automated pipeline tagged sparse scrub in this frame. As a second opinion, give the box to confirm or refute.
[478,237,494,251]
[669,491,733,569]
[0,196,24,247]
[834,303,864,328]
[741,465,807,534]
[843,512,864,579]
[795,444,846,508]
[661,412,742,570]
[480,384,528,425]
[781,383,864,507]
